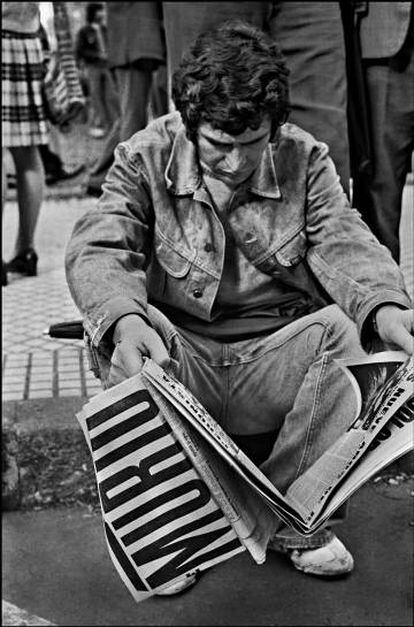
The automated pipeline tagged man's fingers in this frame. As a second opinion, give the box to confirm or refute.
[147,332,171,369]
[388,327,414,356]
[108,327,171,388]
[122,344,145,374]
[111,342,144,379]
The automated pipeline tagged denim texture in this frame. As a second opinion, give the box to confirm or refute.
[65,112,411,351]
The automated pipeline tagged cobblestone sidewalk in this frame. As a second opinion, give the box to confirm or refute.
[2,268,102,402]
[2,195,102,402]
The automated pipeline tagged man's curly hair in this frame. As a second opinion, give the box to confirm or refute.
[172,20,290,143]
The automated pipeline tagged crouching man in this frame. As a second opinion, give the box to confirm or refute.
[66,21,413,595]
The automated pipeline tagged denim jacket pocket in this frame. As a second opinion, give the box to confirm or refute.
[154,231,194,277]
[258,228,308,274]
[275,229,308,267]
[150,230,196,303]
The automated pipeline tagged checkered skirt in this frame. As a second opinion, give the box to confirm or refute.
[2,31,49,147]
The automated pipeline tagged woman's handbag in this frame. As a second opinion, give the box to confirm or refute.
[43,52,78,126]
[42,2,85,127]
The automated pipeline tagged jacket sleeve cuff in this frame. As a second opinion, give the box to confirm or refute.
[83,297,150,349]
[358,292,412,350]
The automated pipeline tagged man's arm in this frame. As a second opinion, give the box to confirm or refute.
[65,142,154,349]
[304,141,412,351]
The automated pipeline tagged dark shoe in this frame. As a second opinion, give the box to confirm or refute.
[46,164,86,186]
[6,249,38,277]
[2,262,7,286]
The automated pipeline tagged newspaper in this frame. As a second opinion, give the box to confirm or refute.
[76,380,245,600]
[77,350,413,599]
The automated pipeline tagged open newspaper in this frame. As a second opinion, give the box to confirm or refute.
[76,350,413,600]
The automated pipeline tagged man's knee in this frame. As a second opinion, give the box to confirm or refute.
[318,305,364,358]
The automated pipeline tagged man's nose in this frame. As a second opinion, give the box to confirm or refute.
[225,148,246,170]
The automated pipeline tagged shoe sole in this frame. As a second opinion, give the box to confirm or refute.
[155,573,199,596]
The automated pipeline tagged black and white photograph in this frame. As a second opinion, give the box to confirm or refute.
[2,2,413,626]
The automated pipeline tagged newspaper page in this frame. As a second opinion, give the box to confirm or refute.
[76,373,245,601]
[145,380,277,563]
[284,352,413,528]
[141,360,302,527]
[316,397,413,528]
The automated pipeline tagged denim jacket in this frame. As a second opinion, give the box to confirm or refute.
[65,112,411,353]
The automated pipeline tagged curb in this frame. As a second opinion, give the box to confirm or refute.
[2,600,56,626]
[2,397,99,512]
[2,396,413,512]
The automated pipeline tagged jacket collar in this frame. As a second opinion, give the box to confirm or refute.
[164,123,281,199]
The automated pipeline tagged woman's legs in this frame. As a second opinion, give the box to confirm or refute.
[9,144,44,257]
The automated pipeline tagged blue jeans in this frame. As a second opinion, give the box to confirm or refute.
[94,304,366,548]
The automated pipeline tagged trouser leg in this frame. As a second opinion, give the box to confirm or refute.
[102,68,119,128]
[149,65,169,119]
[353,54,414,262]
[269,1,350,195]
[86,65,106,128]
[115,65,153,142]
[87,65,152,189]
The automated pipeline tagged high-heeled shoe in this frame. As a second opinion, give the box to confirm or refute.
[6,248,38,277]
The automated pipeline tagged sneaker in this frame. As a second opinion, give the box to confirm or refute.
[155,572,198,596]
[269,533,354,577]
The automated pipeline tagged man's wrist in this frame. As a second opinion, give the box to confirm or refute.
[111,313,152,345]
[372,303,408,335]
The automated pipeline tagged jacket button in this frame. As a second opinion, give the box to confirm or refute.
[192,288,203,298]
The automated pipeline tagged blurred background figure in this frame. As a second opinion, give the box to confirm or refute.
[2,1,48,285]
[4,6,87,195]
[38,21,86,185]
[351,1,414,263]
[86,1,168,196]
[268,1,350,195]
[75,2,118,138]
[162,1,351,195]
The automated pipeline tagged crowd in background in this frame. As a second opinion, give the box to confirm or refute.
[2,1,413,285]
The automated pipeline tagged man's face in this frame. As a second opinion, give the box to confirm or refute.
[197,118,272,186]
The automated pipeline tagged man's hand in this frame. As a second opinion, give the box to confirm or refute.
[107,314,170,387]
[375,305,414,355]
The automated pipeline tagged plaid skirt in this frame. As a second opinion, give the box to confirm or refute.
[2,30,49,147]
